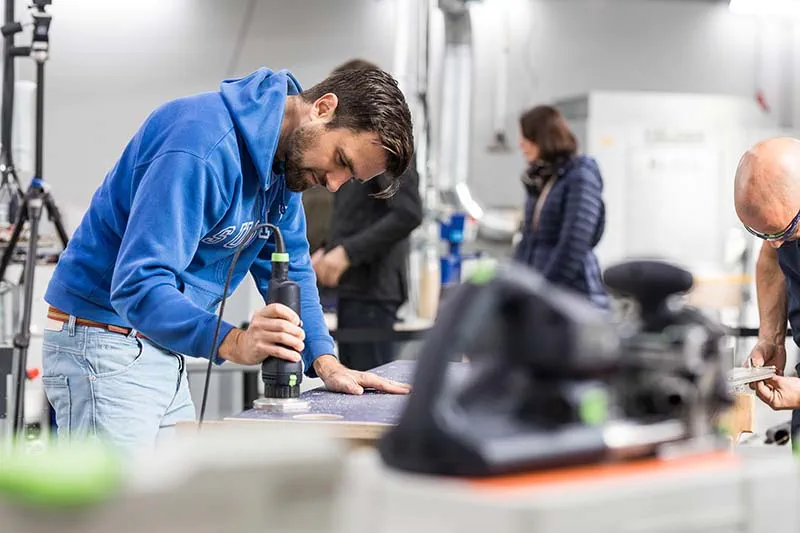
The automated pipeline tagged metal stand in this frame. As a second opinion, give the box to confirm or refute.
[0,0,24,220]
[0,0,66,438]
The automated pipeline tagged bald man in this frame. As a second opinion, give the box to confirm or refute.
[734,137,800,424]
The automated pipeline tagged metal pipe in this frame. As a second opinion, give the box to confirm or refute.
[416,0,435,213]
[434,0,516,241]
[489,0,511,151]
[392,0,413,98]
[409,0,441,320]
[437,2,480,218]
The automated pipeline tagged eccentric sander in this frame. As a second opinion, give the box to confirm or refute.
[378,259,733,477]
[252,232,310,414]
[198,222,310,427]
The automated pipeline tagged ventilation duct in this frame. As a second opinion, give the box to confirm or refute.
[436,0,478,217]
[431,0,517,241]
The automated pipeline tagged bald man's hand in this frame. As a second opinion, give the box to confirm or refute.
[753,375,800,410]
[747,340,787,375]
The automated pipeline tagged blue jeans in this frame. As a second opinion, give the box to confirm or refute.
[41,314,195,455]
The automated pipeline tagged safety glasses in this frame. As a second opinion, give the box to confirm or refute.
[745,209,800,241]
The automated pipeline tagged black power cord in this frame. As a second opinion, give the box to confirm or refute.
[198,221,286,428]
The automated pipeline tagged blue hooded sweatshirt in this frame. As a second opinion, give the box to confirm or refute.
[44,68,335,374]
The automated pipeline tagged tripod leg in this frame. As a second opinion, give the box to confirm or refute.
[8,167,25,217]
[42,189,68,248]
[11,191,40,435]
[0,202,27,281]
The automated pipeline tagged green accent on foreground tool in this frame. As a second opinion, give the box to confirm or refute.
[579,388,608,426]
[0,440,124,507]
[468,260,497,285]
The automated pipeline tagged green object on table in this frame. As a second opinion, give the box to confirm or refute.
[0,439,124,508]
[468,259,497,285]
[579,388,608,426]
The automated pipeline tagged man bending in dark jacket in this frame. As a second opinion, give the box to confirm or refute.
[312,59,423,371]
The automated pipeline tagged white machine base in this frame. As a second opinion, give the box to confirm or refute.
[338,446,800,533]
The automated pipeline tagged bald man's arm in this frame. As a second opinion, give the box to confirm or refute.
[751,242,788,373]
[756,242,787,342]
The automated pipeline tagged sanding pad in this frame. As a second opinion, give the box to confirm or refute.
[253,397,311,413]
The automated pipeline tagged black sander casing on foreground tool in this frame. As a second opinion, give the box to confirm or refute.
[253,251,309,413]
[378,260,621,476]
[378,259,732,477]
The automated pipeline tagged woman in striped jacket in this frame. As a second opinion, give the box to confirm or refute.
[513,105,609,310]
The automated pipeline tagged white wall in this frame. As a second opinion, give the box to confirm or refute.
[10,0,400,234]
[0,0,789,315]
[3,0,402,406]
[0,0,792,224]
[564,90,786,270]
[469,0,796,208]
[2,0,794,417]
[3,0,797,303]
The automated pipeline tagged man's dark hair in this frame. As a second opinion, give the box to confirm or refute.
[332,58,378,75]
[519,105,577,163]
[302,61,414,199]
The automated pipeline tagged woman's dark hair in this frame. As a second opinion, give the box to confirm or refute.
[519,105,578,163]
[519,106,578,194]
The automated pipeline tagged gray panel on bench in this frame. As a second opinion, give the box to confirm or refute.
[229,360,461,425]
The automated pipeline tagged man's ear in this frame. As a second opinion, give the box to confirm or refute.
[312,93,339,121]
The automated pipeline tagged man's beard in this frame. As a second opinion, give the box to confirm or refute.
[284,125,318,193]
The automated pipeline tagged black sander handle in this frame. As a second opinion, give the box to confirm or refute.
[261,253,304,398]
[603,259,693,330]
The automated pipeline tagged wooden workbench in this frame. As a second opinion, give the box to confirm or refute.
[201,359,762,449]
[224,360,456,442]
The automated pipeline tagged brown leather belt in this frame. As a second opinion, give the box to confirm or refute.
[47,306,145,338]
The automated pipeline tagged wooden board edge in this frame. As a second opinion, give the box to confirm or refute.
[218,416,392,441]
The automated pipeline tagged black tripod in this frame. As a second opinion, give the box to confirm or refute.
[0,0,68,437]
[0,0,25,218]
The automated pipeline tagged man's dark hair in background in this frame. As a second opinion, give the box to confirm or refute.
[310,58,423,372]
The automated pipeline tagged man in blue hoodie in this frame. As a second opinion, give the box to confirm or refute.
[40,66,415,453]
